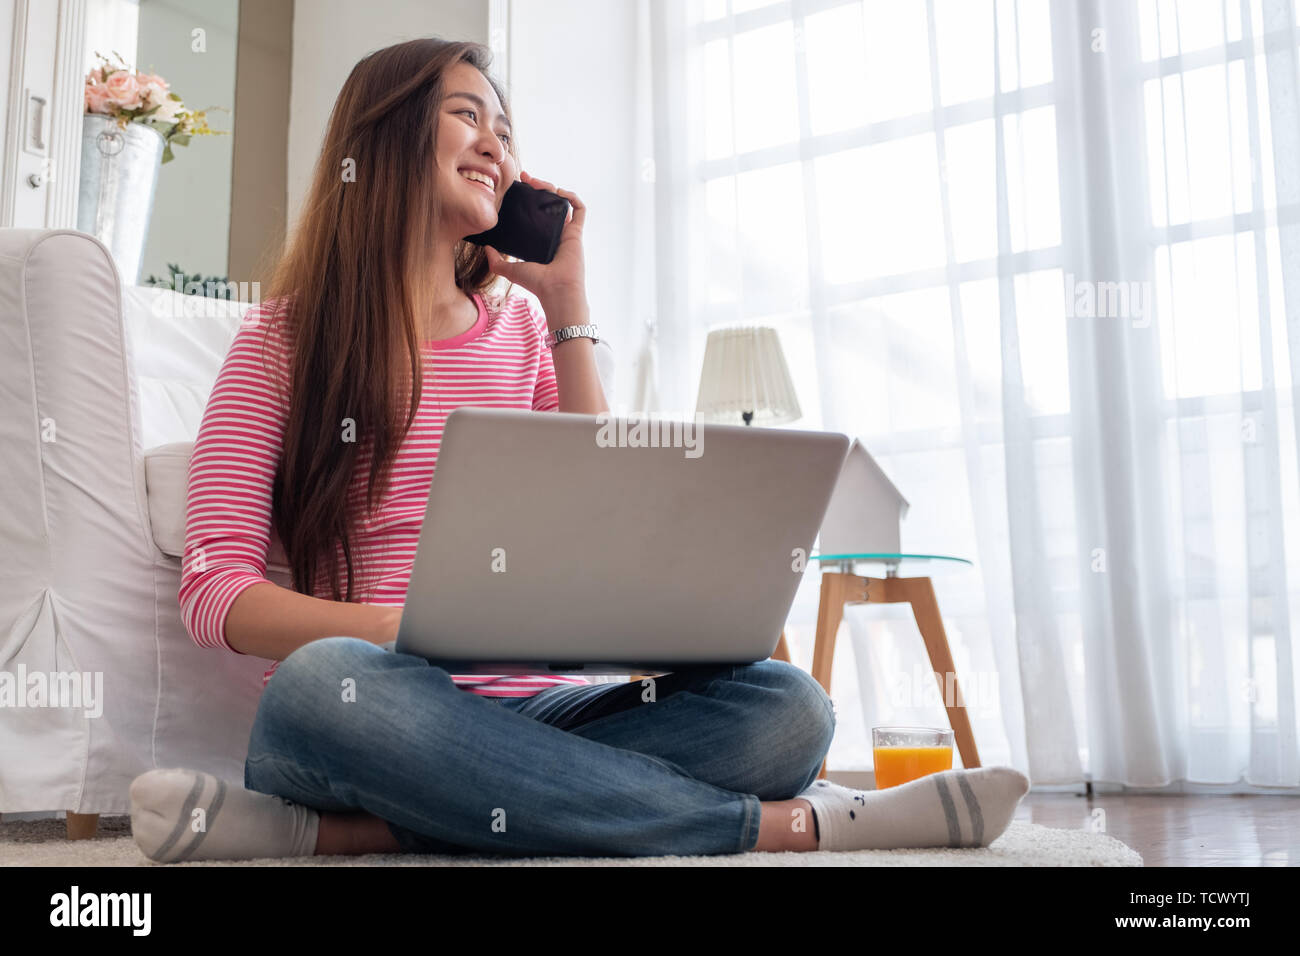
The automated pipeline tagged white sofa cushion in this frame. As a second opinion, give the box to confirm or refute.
[144,441,291,570]
[122,285,253,449]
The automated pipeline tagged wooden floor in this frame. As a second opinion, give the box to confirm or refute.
[1014,792,1300,866]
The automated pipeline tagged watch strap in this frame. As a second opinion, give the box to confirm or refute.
[547,323,600,348]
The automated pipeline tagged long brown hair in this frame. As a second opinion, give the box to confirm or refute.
[257,38,518,602]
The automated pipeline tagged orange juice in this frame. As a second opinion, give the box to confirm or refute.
[873,745,953,788]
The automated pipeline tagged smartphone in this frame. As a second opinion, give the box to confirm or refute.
[463,179,570,264]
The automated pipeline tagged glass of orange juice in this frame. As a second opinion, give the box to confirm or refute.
[872,727,955,788]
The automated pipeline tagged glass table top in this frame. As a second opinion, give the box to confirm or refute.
[809,552,973,577]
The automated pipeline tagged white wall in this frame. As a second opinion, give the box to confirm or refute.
[507,0,641,409]
[288,0,489,227]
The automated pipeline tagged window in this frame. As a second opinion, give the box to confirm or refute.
[693,0,1063,435]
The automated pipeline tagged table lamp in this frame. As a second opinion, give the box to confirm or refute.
[694,325,801,426]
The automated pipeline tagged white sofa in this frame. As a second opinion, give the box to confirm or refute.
[0,227,616,822]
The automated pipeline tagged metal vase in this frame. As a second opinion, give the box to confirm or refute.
[76,113,164,286]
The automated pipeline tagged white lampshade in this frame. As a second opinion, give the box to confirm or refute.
[694,325,802,425]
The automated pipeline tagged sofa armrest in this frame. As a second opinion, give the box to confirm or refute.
[0,228,270,814]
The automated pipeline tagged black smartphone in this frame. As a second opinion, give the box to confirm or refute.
[463,179,570,264]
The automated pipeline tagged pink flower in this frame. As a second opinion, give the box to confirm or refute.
[140,80,169,110]
[103,70,143,110]
[85,83,113,114]
[134,72,169,109]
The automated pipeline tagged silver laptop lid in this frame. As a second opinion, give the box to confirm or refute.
[395,408,851,674]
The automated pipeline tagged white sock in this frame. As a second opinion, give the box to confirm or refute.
[799,767,1029,851]
[129,768,320,863]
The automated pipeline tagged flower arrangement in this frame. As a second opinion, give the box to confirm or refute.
[84,51,227,163]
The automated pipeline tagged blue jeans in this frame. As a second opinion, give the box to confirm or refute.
[243,636,836,857]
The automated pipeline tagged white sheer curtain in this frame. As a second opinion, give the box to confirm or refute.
[641,0,1300,791]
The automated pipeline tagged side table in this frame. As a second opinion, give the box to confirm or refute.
[804,553,981,779]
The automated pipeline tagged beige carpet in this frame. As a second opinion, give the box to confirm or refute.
[1,814,1142,866]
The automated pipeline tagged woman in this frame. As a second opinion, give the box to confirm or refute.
[129,38,1028,861]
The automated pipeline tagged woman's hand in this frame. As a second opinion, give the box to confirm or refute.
[482,170,587,308]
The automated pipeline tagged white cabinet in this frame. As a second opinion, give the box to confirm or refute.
[1,0,87,229]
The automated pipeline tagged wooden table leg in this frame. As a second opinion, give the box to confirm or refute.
[810,573,856,694]
[894,576,981,769]
[66,812,99,840]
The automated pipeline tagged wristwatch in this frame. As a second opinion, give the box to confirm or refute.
[547,323,600,349]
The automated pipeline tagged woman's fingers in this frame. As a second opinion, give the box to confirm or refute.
[522,172,583,227]
[555,186,583,229]
[523,170,560,194]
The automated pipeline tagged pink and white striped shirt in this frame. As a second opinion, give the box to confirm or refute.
[178,290,591,698]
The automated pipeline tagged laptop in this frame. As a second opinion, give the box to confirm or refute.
[395,407,851,674]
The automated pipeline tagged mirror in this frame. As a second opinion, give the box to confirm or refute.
[82,0,238,286]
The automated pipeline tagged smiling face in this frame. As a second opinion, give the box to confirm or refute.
[435,61,517,240]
